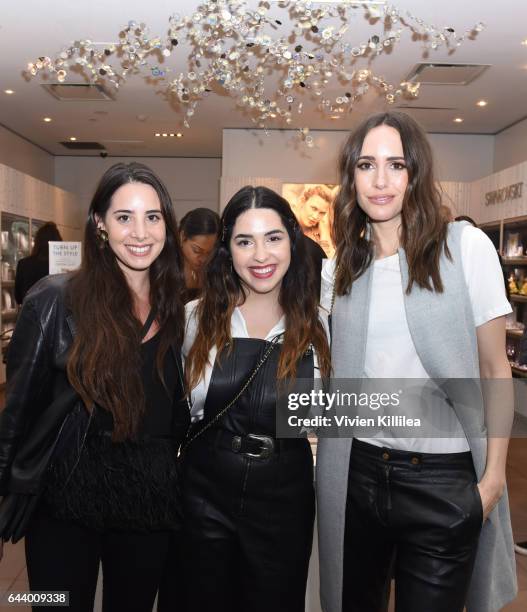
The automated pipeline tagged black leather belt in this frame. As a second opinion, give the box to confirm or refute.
[207,429,306,460]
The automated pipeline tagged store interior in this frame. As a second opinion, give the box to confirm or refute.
[0,0,527,609]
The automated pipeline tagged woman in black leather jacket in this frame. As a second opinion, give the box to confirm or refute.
[0,163,189,612]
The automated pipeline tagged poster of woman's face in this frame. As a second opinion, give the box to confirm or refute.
[282,183,338,258]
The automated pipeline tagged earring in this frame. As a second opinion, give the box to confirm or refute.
[96,227,109,246]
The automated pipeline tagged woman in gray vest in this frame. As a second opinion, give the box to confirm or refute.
[317,111,517,612]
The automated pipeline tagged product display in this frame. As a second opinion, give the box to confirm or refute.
[0,215,48,359]
[482,216,527,378]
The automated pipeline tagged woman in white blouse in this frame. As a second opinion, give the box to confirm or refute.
[181,186,330,612]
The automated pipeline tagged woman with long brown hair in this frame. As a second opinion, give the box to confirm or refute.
[316,111,516,611]
[181,185,330,612]
[0,162,189,611]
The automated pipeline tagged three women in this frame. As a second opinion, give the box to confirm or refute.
[0,111,517,612]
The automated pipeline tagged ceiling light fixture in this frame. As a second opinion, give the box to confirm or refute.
[43,117,52,122]
[162,133,168,137]
[453,117,464,123]
[69,136,77,141]
[521,39,527,46]
[26,2,485,147]
[4,89,14,95]
[476,100,487,107]
[176,133,182,138]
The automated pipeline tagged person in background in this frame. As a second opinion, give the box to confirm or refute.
[0,162,189,611]
[14,222,62,305]
[302,234,326,299]
[317,111,516,612]
[181,186,330,612]
[454,214,477,226]
[179,207,220,303]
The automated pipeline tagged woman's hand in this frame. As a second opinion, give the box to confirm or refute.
[477,474,506,522]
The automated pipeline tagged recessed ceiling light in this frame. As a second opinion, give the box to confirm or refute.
[43,117,52,122]
[4,89,14,95]
[453,117,464,123]
[69,136,77,141]
[169,133,175,137]
[521,39,527,46]
[176,132,183,138]
[155,133,161,137]
[476,100,487,107]
[162,133,168,137]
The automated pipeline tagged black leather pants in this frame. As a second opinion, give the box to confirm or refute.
[181,430,315,612]
[342,439,483,612]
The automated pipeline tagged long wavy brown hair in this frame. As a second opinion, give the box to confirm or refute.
[333,111,451,296]
[186,186,330,390]
[66,163,185,441]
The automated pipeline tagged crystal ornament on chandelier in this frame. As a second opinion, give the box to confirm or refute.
[27,0,485,147]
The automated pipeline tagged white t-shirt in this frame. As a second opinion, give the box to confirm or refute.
[183,301,328,422]
[321,225,512,453]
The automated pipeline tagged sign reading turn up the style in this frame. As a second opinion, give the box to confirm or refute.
[48,241,82,274]
[485,182,523,206]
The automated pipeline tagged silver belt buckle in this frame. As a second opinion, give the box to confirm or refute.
[245,433,275,460]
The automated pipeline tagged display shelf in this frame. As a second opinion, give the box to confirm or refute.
[502,257,527,265]
[0,213,30,365]
[507,329,524,339]
[479,220,502,252]
[510,295,527,303]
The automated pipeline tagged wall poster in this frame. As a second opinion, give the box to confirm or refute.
[282,183,337,258]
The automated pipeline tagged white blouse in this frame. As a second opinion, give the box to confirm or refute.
[320,225,511,453]
[183,300,328,422]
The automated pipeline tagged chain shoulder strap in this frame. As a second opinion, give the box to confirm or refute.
[180,333,283,454]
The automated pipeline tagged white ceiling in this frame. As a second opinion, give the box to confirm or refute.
[1,0,526,158]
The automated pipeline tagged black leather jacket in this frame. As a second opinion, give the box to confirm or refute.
[0,274,82,496]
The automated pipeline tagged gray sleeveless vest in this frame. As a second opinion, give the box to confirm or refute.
[316,222,517,612]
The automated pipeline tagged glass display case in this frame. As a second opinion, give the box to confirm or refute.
[0,213,30,354]
[481,215,527,378]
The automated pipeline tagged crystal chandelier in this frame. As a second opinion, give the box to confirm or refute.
[27,0,484,146]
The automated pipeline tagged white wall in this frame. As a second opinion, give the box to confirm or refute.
[221,128,494,208]
[0,124,54,184]
[54,157,222,222]
[494,117,527,173]
[428,133,494,183]
[0,163,81,237]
